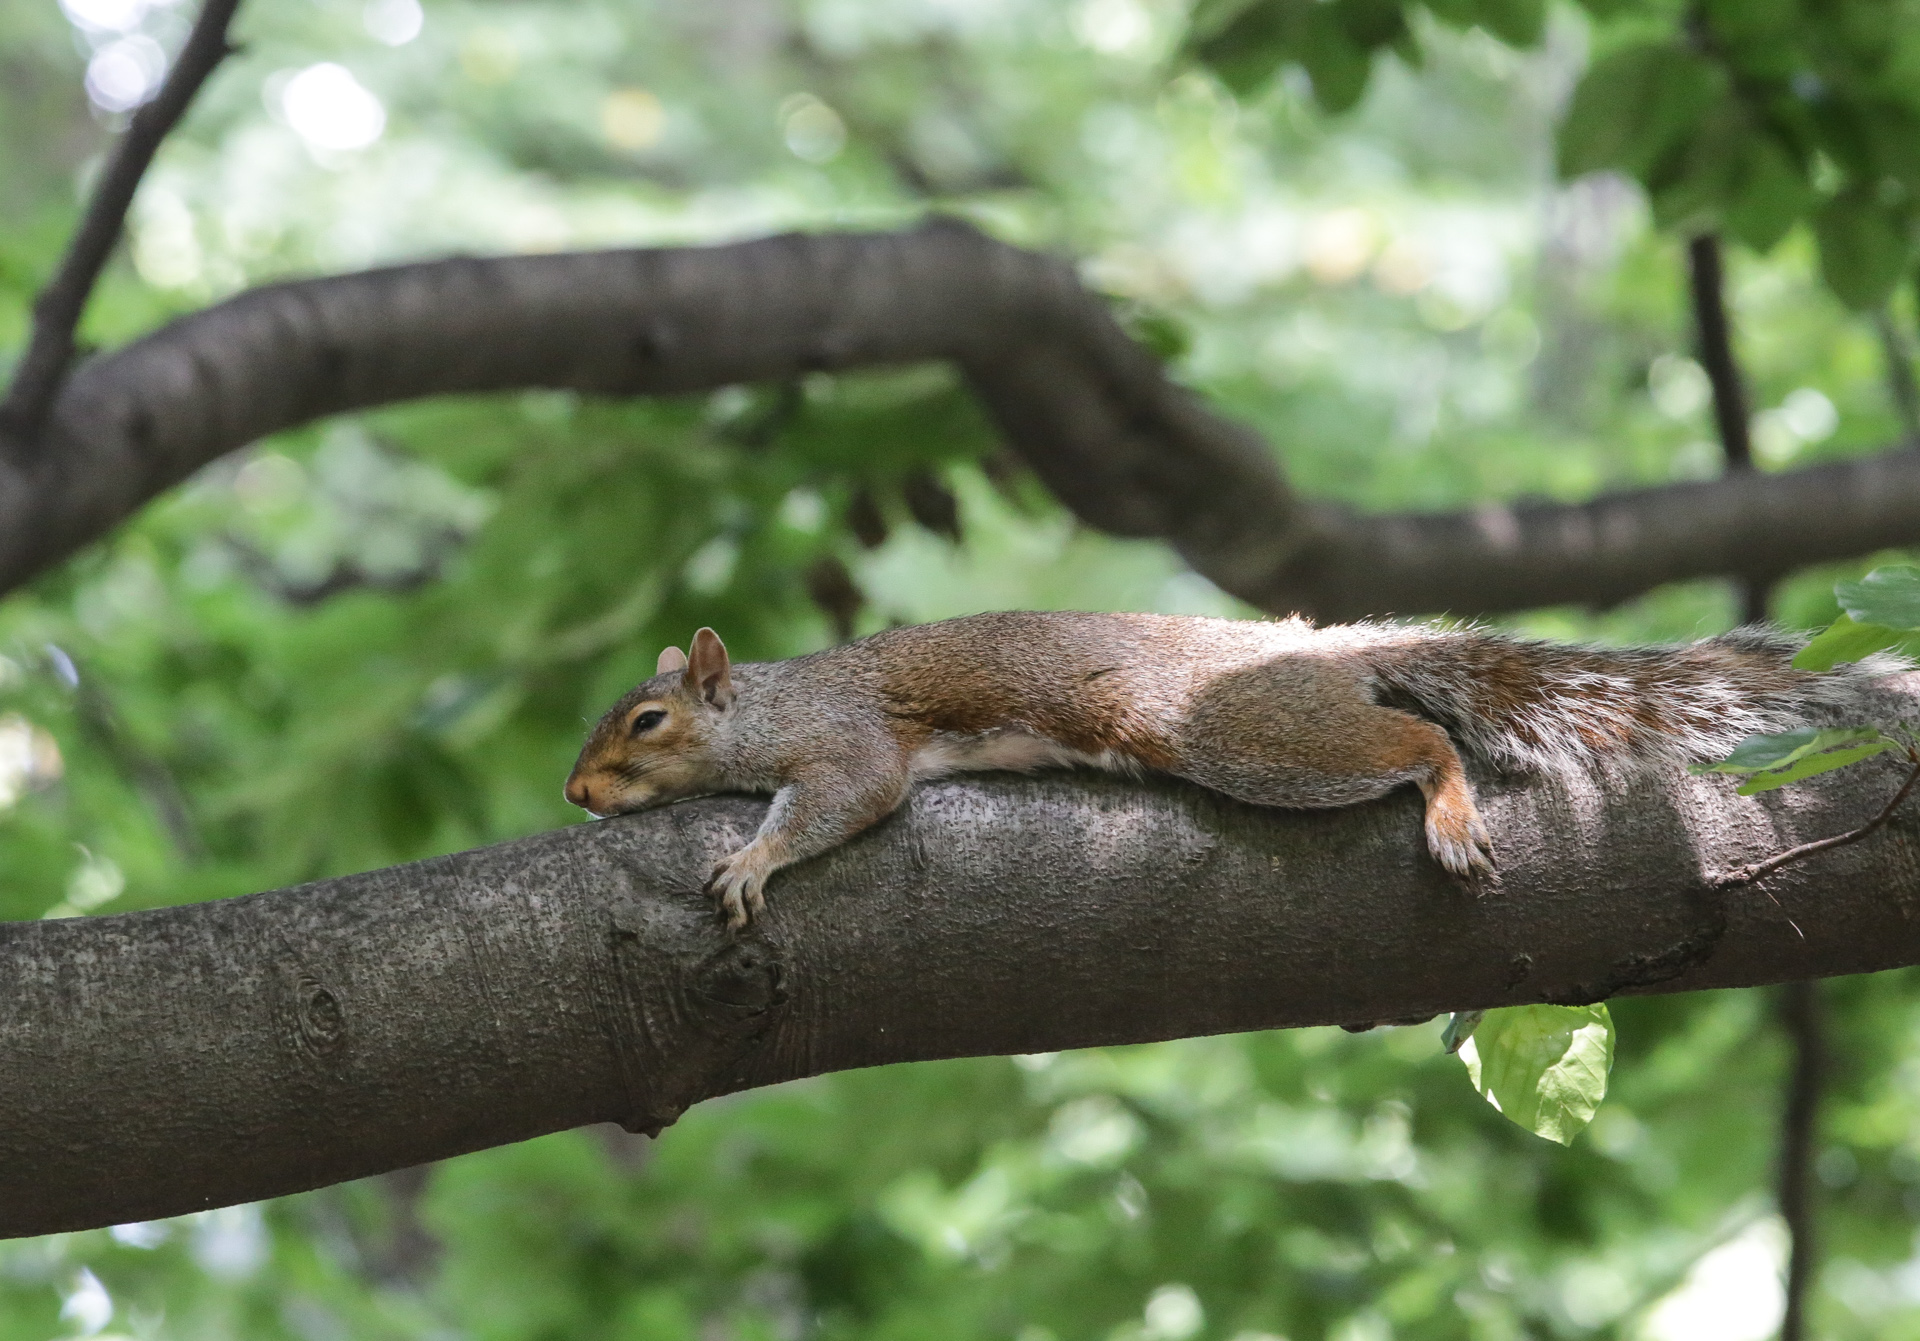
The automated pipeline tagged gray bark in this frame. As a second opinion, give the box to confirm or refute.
[8,219,1920,622]
[7,689,1920,1238]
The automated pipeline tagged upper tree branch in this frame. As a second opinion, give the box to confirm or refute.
[0,0,243,451]
[8,222,1920,620]
[5,679,1920,1239]
[1688,234,1754,474]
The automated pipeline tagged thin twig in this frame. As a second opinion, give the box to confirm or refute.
[0,0,245,453]
[1776,979,1825,1341]
[1712,757,1920,889]
[1686,232,1770,622]
[1689,234,1754,472]
[59,651,204,860]
[1876,308,1920,449]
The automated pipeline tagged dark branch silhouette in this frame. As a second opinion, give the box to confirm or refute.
[10,226,1920,622]
[1877,309,1920,449]
[1686,232,1836,1339]
[1687,232,1768,623]
[0,0,243,449]
[1777,979,1826,1341]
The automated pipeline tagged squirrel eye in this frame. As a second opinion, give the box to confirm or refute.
[630,708,667,735]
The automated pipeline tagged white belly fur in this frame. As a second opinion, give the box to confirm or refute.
[909,729,1142,782]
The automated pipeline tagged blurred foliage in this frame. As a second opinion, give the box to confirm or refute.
[6,0,1920,1337]
[1188,0,1920,309]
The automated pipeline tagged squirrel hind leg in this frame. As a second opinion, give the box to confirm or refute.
[1420,769,1494,878]
[1181,700,1494,877]
[1394,717,1493,878]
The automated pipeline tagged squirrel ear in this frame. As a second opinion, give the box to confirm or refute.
[656,645,688,675]
[686,627,734,709]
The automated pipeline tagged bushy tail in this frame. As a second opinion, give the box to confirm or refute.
[1357,626,1902,775]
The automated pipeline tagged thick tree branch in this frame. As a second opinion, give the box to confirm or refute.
[0,0,242,450]
[6,678,1920,1238]
[8,223,1920,620]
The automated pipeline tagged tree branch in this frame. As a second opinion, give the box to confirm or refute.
[1876,309,1920,449]
[6,678,1920,1238]
[1687,232,1769,623]
[1688,235,1754,474]
[1777,978,1825,1341]
[11,223,1920,621]
[1711,758,1920,889]
[0,0,243,451]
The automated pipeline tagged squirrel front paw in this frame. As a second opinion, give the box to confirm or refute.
[706,843,774,930]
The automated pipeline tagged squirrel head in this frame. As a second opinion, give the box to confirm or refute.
[564,628,735,817]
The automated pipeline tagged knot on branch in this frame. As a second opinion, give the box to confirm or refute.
[273,951,352,1062]
[603,892,787,1137]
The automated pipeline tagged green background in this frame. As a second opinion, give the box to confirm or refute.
[4,0,1920,1335]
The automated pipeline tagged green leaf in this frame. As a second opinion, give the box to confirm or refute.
[1700,0,1796,46]
[1459,1004,1614,1145]
[1120,308,1193,363]
[1793,614,1905,671]
[1734,740,1894,794]
[1866,104,1920,197]
[1300,11,1375,113]
[1186,0,1266,43]
[1702,725,1878,772]
[1442,1010,1484,1054]
[1836,566,1920,630]
[1330,0,1406,51]
[1720,134,1814,253]
[1188,0,1300,96]
[1814,191,1915,310]
[1557,43,1725,181]
[1696,726,1895,794]
[1646,100,1750,235]
[1470,0,1545,48]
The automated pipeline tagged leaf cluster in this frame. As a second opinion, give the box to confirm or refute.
[1703,565,1920,794]
[1188,0,1920,310]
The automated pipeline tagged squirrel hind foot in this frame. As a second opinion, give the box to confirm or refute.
[1424,801,1494,880]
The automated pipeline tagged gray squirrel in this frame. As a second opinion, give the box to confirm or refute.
[566,612,1892,927]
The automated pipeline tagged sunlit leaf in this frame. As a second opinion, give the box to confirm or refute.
[1734,741,1894,794]
[1836,566,1920,631]
[1700,725,1885,772]
[1793,614,1905,671]
[1442,1010,1484,1054]
[1459,1004,1614,1145]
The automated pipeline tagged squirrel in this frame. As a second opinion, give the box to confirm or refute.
[564,611,1895,928]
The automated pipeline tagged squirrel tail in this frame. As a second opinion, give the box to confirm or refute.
[1356,625,1904,774]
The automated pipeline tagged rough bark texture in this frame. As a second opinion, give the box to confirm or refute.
[8,683,1920,1238]
[9,220,1920,621]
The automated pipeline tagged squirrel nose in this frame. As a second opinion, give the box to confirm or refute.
[564,775,592,810]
